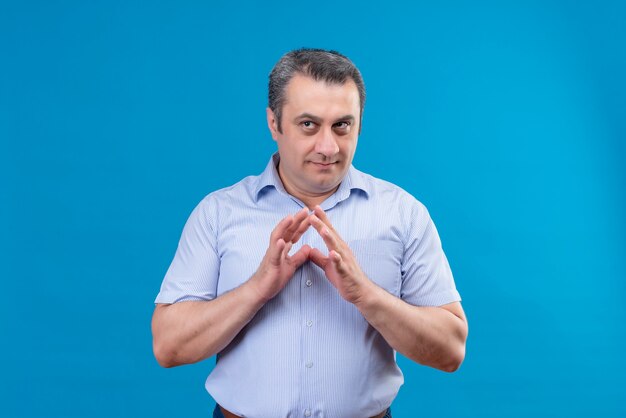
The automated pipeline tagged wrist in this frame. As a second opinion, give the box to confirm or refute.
[242,275,272,307]
[352,276,380,310]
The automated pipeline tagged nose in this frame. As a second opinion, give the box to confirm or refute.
[314,128,339,158]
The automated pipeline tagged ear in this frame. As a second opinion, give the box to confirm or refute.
[266,107,279,141]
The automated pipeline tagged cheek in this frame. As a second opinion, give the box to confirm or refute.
[340,138,357,155]
[281,143,310,167]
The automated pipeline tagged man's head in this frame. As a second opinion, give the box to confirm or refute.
[268,48,366,134]
[266,48,365,204]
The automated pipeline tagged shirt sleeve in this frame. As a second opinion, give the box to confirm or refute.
[400,200,461,306]
[154,196,220,304]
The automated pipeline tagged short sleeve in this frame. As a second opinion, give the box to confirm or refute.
[400,201,461,306]
[154,197,220,304]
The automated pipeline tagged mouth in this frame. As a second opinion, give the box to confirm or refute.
[310,161,338,169]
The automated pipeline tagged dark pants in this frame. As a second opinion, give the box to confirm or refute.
[213,404,392,418]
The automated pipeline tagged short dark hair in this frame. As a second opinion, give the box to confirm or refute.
[268,48,366,133]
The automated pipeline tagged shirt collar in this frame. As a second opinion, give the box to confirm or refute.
[254,153,370,203]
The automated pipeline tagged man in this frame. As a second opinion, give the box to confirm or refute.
[152,48,468,418]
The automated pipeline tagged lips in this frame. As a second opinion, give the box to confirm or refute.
[309,161,338,166]
[310,162,338,170]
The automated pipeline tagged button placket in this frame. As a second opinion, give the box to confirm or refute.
[300,234,316,417]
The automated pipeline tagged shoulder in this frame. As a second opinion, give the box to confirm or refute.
[197,174,260,207]
[350,168,435,246]
[352,167,430,218]
[187,173,261,228]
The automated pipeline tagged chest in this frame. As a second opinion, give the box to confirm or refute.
[215,202,406,297]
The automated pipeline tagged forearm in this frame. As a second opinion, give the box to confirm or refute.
[151,280,266,367]
[152,210,313,368]
[355,283,468,372]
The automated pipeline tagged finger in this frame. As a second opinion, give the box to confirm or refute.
[313,205,335,232]
[268,238,287,266]
[287,244,311,268]
[310,214,340,252]
[309,247,329,269]
[329,250,348,275]
[283,208,309,242]
[289,216,312,243]
[312,207,347,248]
[270,215,294,243]
[282,241,293,258]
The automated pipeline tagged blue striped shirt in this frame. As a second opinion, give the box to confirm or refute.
[155,153,461,418]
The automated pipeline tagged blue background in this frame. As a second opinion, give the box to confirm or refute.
[2,1,625,417]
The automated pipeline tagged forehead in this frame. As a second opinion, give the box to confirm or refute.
[283,74,360,117]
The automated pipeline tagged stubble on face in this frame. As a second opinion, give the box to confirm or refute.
[269,75,361,206]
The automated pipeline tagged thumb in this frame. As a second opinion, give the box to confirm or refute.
[288,244,311,268]
[268,238,286,266]
[309,248,329,269]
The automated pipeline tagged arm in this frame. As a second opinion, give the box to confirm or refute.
[355,286,467,372]
[152,283,264,368]
[308,206,468,372]
[152,208,311,368]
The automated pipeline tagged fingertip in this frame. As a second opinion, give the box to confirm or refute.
[300,245,312,258]
[308,248,323,266]
[294,208,307,220]
[279,216,292,230]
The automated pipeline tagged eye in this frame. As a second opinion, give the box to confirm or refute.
[333,121,352,133]
[300,121,318,132]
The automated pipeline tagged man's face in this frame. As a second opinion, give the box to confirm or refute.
[267,74,361,201]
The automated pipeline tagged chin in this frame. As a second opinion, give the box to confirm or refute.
[312,178,342,191]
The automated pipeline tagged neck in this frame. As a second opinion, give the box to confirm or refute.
[298,191,337,210]
[284,182,339,210]
[276,167,339,209]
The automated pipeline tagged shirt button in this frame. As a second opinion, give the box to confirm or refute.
[304,409,311,417]
[305,279,312,287]
[306,320,313,327]
[306,362,313,368]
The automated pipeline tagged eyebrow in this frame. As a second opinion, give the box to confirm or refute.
[294,113,356,123]
[294,113,322,123]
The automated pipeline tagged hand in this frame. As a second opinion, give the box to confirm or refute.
[308,206,373,304]
[248,207,312,303]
